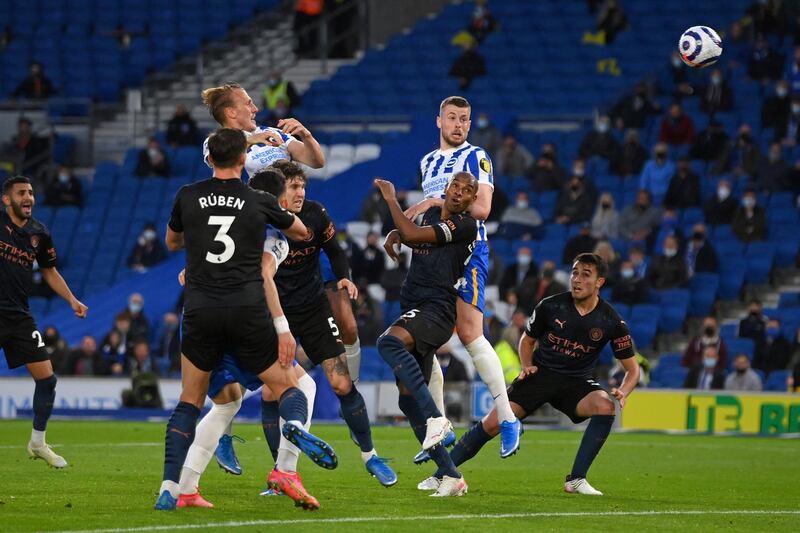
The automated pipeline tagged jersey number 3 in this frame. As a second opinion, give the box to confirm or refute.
[206,216,236,264]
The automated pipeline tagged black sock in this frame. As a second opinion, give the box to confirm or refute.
[428,444,460,479]
[32,374,57,432]
[278,387,308,426]
[570,415,615,479]
[337,385,374,453]
[261,400,280,462]
[163,401,200,483]
[397,393,427,444]
[434,421,492,478]
[378,335,441,419]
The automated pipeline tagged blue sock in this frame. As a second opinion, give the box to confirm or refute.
[434,421,492,478]
[397,393,427,444]
[32,374,57,431]
[377,335,441,419]
[428,444,460,479]
[278,387,307,425]
[337,385,373,453]
[570,415,615,479]
[163,401,200,483]
[261,400,280,461]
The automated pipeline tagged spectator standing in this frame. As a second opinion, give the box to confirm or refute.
[611,129,648,178]
[12,62,55,99]
[555,176,594,225]
[293,0,323,57]
[685,223,718,277]
[684,345,727,390]
[261,71,301,116]
[468,112,502,158]
[639,143,676,205]
[127,222,167,271]
[732,189,767,242]
[753,318,792,375]
[739,298,768,343]
[578,115,619,161]
[699,69,734,114]
[165,104,199,147]
[595,0,628,44]
[725,354,763,391]
[659,103,696,146]
[496,134,534,177]
[648,235,688,289]
[44,166,83,207]
[682,316,728,370]
[704,178,738,225]
[619,190,661,243]
[135,138,170,177]
[591,192,619,240]
[448,41,486,90]
[663,157,701,209]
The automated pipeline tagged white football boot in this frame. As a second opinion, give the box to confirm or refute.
[430,475,467,497]
[422,416,452,450]
[27,441,67,468]
[417,476,441,491]
[564,477,603,495]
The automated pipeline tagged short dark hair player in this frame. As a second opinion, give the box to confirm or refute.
[1,175,88,468]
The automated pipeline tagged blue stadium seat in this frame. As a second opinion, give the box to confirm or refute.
[689,273,719,317]
[764,370,789,392]
[745,242,775,284]
[658,289,690,333]
[725,337,755,360]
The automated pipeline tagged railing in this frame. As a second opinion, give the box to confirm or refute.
[292,0,369,75]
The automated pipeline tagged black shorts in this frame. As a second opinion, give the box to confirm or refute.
[181,306,277,375]
[391,304,455,363]
[285,296,345,366]
[506,365,604,424]
[0,313,48,369]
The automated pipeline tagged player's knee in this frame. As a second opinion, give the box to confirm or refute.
[482,417,500,437]
[456,322,482,346]
[377,334,403,362]
[36,373,57,390]
[595,398,615,416]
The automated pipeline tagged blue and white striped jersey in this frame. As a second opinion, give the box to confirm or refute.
[419,141,493,241]
[203,126,295,178]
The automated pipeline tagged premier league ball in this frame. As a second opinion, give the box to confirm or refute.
[679,26,723,68]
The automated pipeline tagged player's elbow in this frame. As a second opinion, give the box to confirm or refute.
[285,222,309,241]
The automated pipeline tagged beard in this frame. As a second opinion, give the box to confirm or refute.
[9,199,32,220]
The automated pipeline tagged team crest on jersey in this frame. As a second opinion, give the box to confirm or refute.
[30,235,39,249]
[445,157,459,169]
[479,157,492,174]
[590,328,603,341]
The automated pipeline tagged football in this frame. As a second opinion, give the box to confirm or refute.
[679,26,723,68]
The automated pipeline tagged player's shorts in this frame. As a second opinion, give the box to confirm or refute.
[506,364,604,424]
[0,312,48,369]
[457,240,488,312]
[207,355,299,399]
[181,305,277,375]
[320,251,336,286]
[285,295,345,366]
[391,303,455,365]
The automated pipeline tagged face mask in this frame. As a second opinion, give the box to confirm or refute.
[476,118,488,129]
[596,122,609,133]
[632,257,643,266]
[542,268,555,279]
[711,75,722,86]
[664,248,677,258]
[147,147,159,159]
[570,183,580,192]
[143,229,156,241]
[792,103,800,114]
[767,327,780,337]
[717,186,730,200]
[621,268,634,279]
[749,310,760,317]
[268,78,278,87]
[573,166,585,177]
[735,367,747,375]
[671,57,682,68]
[58,173,69,183]
[742,197,756,208]
[703,356,717,369]
[692,231,705,241]
[517,254,531,266]
[129,302,143,314]
[516,199,528,209]
[703,326,716,337]
[777,87,788,98]
[601,201,611,209]
[769,151,781,163]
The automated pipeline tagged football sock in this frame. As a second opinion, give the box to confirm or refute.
[162,401,200,489]
[428,444,460,479]
[275,373,317,472]
[465,337,516,423]
[32,374,57,432]
[261,400,281,462]
[428,355,446,415]
[278,387,308,425]
[446,421,493,472]
[397,393,427,444]
[224,420,233,437]
[570,415,615,479]
[378,335,441,419]
[30,429,45,446]
[180,398,241,494]
[337,385,374,453]
[344,339,361,384]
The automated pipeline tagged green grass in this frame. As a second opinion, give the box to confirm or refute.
[0,420,797,532]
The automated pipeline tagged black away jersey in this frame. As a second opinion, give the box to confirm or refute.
[0,211,56,316]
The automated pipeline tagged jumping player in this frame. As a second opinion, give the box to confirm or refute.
[154,128,336,510]
[405,96,521,462]
[375,172,479,497]
[426,253,641,496]
[0,175,88,468]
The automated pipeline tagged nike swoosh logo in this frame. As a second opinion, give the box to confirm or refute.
[169,428,191,439]
[492,394,500,400]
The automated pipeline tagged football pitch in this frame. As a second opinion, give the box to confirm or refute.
[0,420,797,532]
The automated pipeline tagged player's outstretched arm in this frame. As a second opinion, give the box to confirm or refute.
[374,179,437,244]
[261,252,296,368]
[282,215,309,241]
[611,356,640,409]
[40,267,88,318]
[282,118,326,168]
[165,227,184,251]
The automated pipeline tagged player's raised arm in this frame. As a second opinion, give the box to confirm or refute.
[375,178,437,244]
[281,118,326,168]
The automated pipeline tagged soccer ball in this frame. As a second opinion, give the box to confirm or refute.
[679,26,723,68]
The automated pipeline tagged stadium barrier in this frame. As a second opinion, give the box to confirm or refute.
[622,390,800,435]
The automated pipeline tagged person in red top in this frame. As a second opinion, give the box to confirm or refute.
[659,103,696,146]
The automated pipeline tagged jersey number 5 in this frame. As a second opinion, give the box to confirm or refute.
[206,216,236,264]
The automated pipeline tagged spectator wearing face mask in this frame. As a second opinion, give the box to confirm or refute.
[611,82,661,131]
[639,142,676,205]
[562,223,598,265]
[467,0,496,43]
[663,157,701,209]
[652,208,683,259]
[725,354,763,391]
[739,298,768,343]
[44,166,83,207]
[685,223,718,277]
[117,293,150,344]
[352,231,384,285]
[42,326,70,374]
[165,104,199,147]
[468,111,501,158]
[523,260,566,314]
[753,318,792,375]
[699,68,734,114]
[611,129,648,178]
[499,191,543,239]
[682,315,728,370]
[135,137,171,177]
[499,246,538,301]
[664,51,696,100]
[619,189,661,243]
[591,192,619,239]
[689,120,731,175]
[758,142,792,192]
[578,115,620,161]
[627,246,648,279]
[748,33,784,82]
[496,134,534,177]
[127,222,167,271]
[594,240,620,285]
[762,80,791,140]
[612,259,649,304]
[780,96,800,145]
[704,178,737,225]
[732,189,767,242]
[529,150,565,191]
[555,176,594,225]
[659,103,696,146]
[648,235,687,289]
[684,345,726,390]
[731,124,761,179]
[261,70,300,115]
